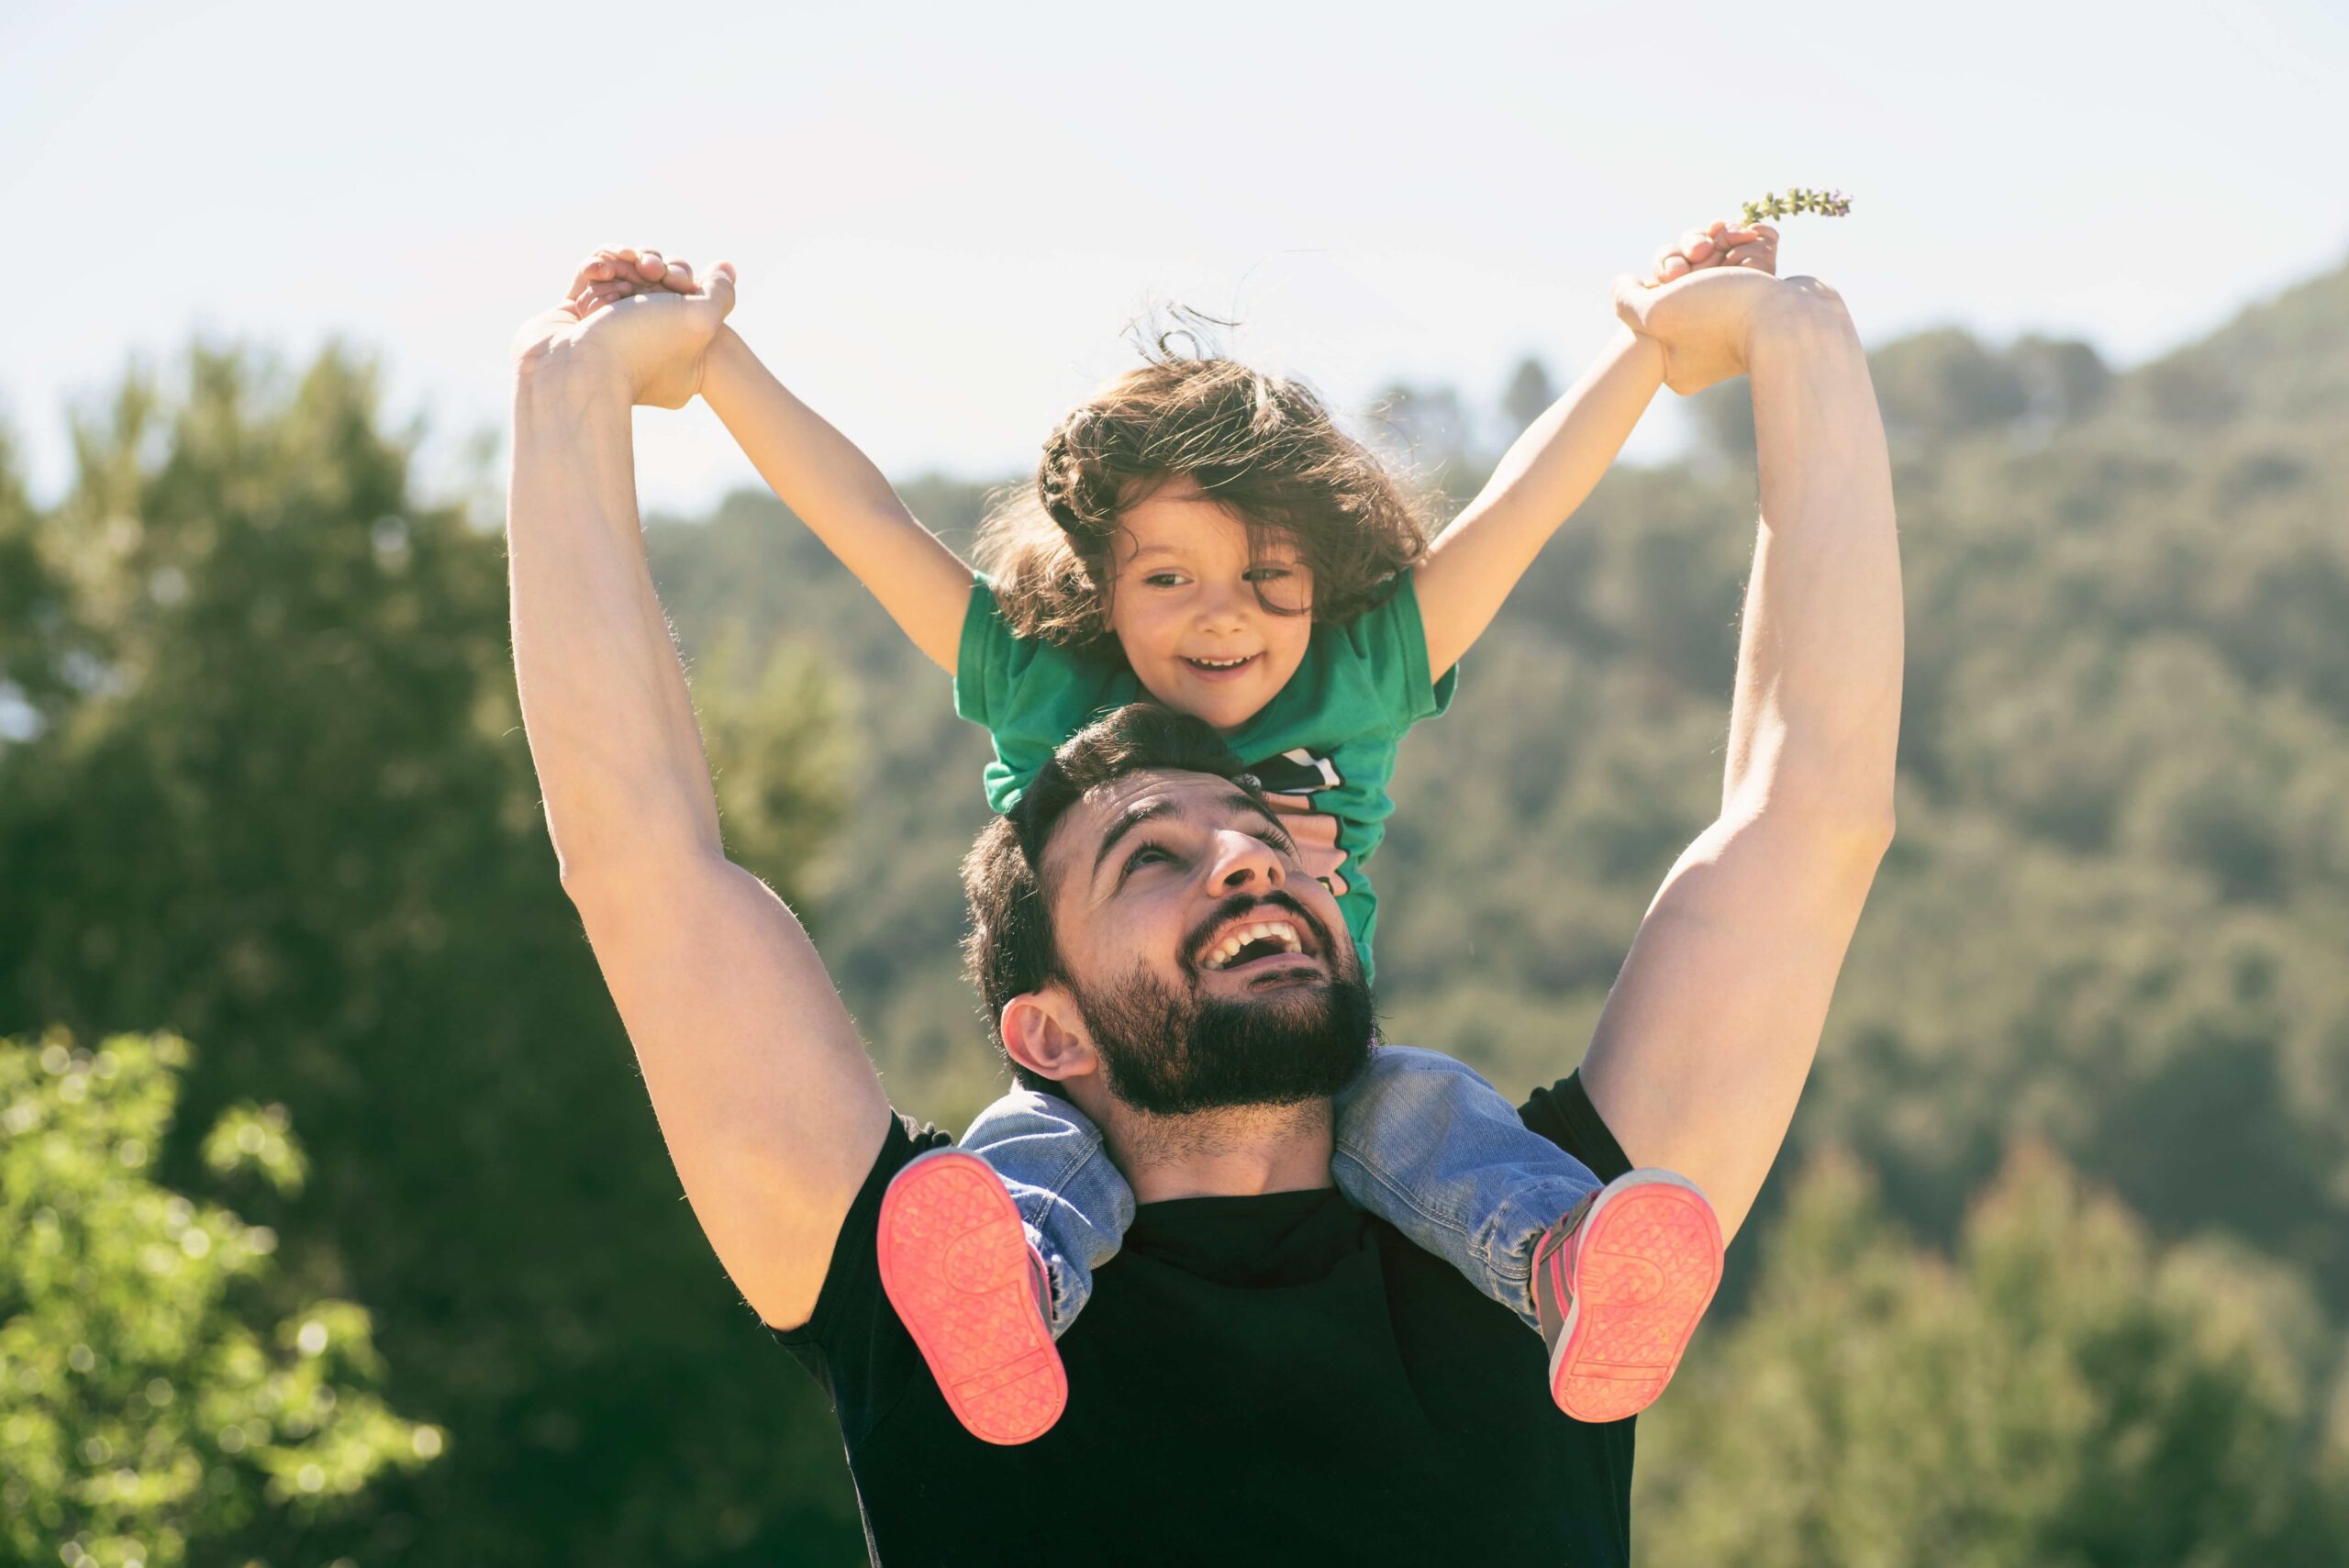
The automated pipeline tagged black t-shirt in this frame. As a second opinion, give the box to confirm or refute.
[774,1073,1636,1566]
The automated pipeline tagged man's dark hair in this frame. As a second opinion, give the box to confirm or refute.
[961,703,1260,1088]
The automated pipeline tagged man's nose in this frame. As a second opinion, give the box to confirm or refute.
[1208,828,1286,895]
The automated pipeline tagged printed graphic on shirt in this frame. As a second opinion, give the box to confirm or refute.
[1247,746,1343,797]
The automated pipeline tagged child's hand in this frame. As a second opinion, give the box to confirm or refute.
[1263,793,1351,898]
[1644,219,1778,284]
[1611,220,1788,396]
[526,246,735,409]
[570,246,701,313]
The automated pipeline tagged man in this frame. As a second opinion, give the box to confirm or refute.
[505,237,1899,1562]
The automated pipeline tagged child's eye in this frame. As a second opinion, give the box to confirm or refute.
[1142,573,1189,589]
[1244,565,1294,582]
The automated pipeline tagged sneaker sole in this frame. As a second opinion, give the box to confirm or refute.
[876,1149,1068,1445]
[1548,1170,1723,1424]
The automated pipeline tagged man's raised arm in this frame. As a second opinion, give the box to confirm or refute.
[507,274,889,1329]
[1578,270,1902,1244]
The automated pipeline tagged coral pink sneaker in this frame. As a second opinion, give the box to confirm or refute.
[877,1149,1067,1445]
[1532,1169,1723,1424]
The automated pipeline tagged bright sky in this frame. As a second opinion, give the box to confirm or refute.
[6,0,2346,516]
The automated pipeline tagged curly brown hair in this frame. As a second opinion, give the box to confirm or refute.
[974,350,1432,650]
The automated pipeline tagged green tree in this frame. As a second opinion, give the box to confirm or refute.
[1498,355,1559,439]
[1638,1146,2348,1567]
[0,349,860,1563]
[2,1029,437,1568]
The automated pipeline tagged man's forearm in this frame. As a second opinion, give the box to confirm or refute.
[507,362,722,881]
[1722,289,1902,826]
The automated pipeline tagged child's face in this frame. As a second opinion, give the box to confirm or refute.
[1104,475,1315,733]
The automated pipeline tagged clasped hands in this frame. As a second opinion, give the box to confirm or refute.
[513,218,1810,409]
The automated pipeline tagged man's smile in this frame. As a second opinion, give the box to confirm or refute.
[1189,896,1330,981]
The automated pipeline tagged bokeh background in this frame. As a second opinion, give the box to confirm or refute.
[6,3,2349,1563]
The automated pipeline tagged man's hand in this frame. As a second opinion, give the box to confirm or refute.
[512,246,736,409]
[1612,220,1788,395]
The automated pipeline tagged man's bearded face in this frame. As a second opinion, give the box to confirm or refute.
[1070,891,1374,1116]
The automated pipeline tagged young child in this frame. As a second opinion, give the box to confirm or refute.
[566,219,1775,1443]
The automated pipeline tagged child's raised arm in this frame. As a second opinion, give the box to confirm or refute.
[1411,220,1778,678]
[575,249,975,673]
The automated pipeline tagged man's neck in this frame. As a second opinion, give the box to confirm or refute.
[1097,1099,1336,1204]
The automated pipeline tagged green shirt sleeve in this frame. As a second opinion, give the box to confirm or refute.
[952,576,1133,814]
[1342,573,1459,734]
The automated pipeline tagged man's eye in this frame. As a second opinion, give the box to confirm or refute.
[1124,843,1174,876]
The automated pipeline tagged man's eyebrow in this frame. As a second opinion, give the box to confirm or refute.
[1227,792,1295,849]
[1093,796,1186,883]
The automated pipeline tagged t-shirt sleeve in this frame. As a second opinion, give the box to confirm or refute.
[769,1110,954,1440]
[1518,1071,1631,1184]
[1349,573,1459,733]
[952,576,1019,730]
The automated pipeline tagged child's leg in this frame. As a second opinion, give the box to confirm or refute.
[1332,1045,1724,1423]
[1330,1045,1605,1332]
[875,1090,1130,1446]
[955,1086,1132,1339]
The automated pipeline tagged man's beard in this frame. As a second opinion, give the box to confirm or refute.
[1069,898,1375,1117]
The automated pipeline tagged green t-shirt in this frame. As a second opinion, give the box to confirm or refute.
[952,573,1457,984]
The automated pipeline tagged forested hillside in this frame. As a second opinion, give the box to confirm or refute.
[5,259,2342,1565]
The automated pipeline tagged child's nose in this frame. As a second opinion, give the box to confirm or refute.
[1195,580,1250,629]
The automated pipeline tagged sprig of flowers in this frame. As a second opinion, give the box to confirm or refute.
[1739,187,1853,225]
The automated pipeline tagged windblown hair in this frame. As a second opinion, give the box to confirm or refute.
[975,345,1433,651]
[961,703,1262,1086]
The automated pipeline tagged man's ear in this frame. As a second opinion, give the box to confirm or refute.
[1000,986,1097,1084]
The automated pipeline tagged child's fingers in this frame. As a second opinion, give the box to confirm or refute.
[662,259,695,293]
[1653,246,1691,283]
[1282,812,1341,848]
[632,249,669,282]
[1676,228,1718,265]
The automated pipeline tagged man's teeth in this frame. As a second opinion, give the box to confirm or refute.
[1203,920,1305,971]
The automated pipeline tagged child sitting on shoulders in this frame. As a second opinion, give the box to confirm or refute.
[563,217,1778,1442]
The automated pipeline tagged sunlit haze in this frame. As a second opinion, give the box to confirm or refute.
[6,0,2346,515]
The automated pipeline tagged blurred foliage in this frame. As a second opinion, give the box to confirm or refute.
[0,346,860,1562]
[1,1029,435,1568]
[1638,1145,2349,1565]
[4,249,2346,1562]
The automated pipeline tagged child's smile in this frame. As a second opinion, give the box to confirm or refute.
[1182,651,1261,682]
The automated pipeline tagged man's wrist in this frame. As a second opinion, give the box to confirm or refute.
[1746,279,1855,351]
[515,339,634,417]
